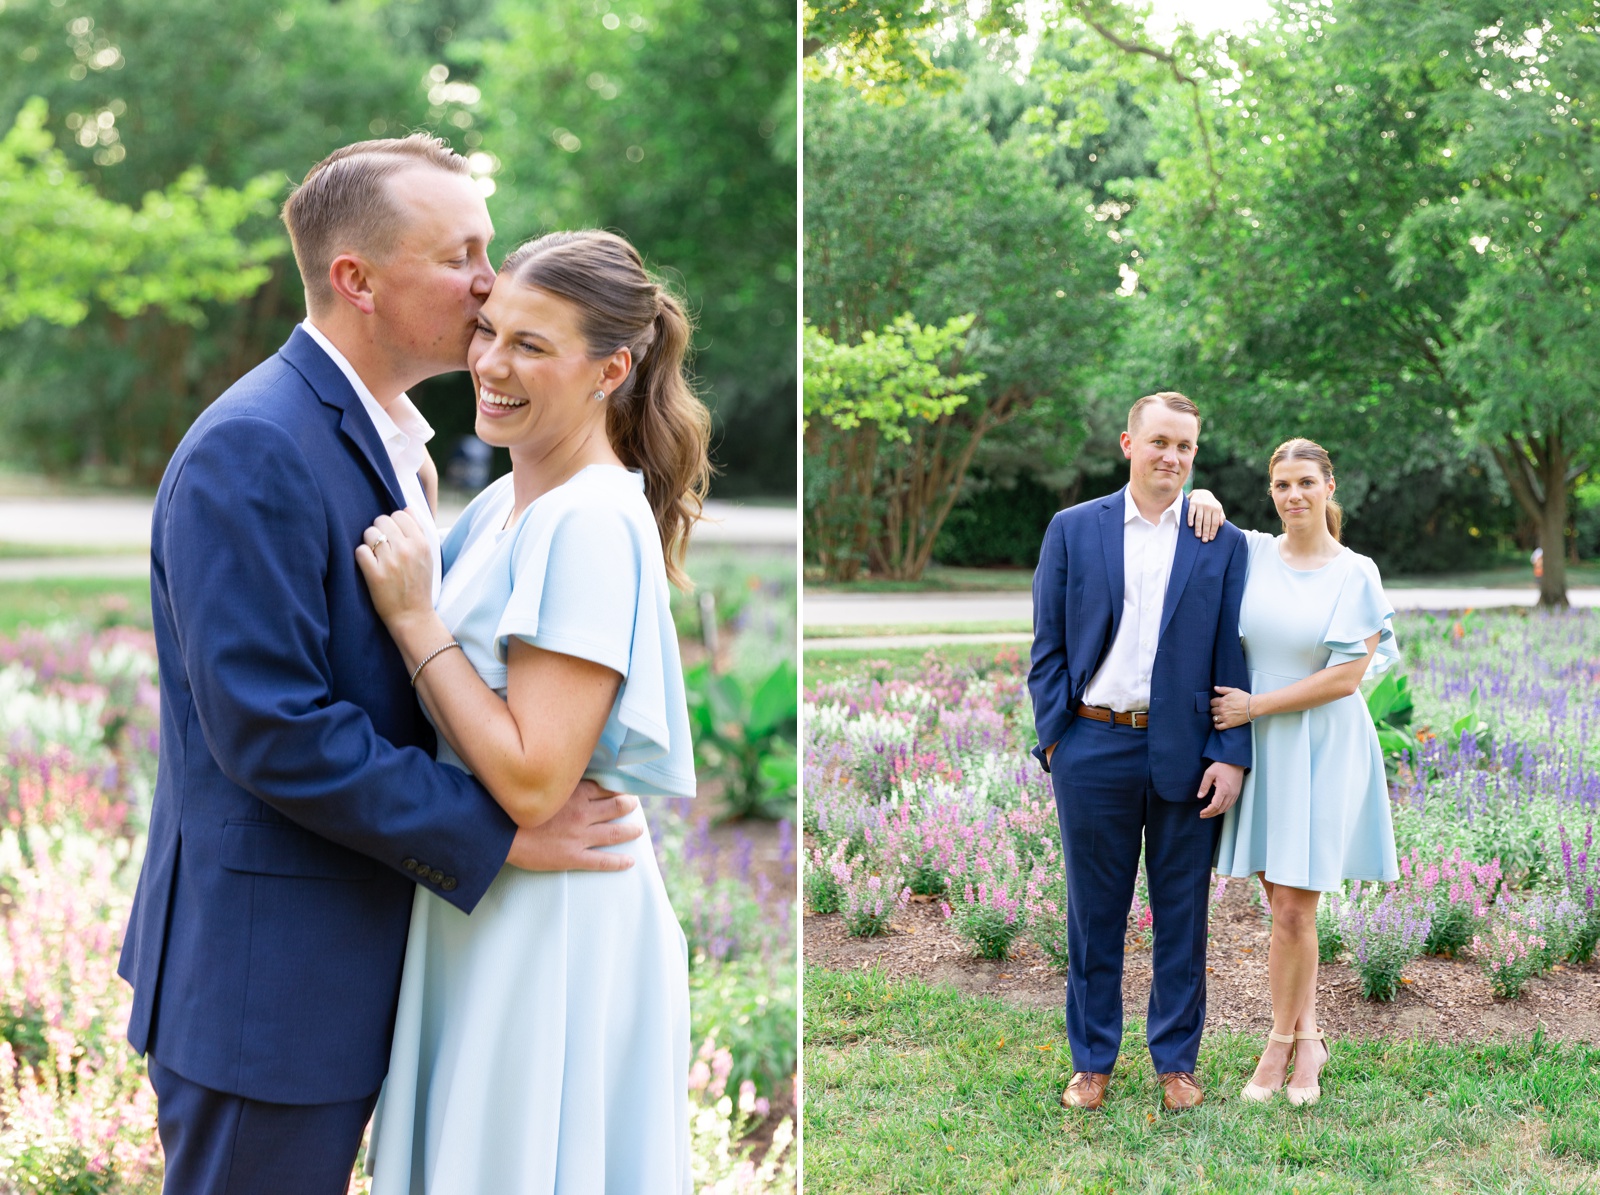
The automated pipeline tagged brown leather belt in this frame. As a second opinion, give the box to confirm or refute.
[1074,703,1149,729]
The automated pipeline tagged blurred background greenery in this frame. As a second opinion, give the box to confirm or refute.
[803,0,1600,604]
[0,0,796,498]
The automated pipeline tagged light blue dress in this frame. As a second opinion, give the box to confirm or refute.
[1213,532,1401,891]
[367,465,695,1194]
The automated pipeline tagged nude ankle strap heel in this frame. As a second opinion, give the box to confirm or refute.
[1240,1031,1296,1103]
[1286,1029,1329,1106]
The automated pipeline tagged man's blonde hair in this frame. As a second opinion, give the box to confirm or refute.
[1127,391,1202,435]
[281,134,470,312]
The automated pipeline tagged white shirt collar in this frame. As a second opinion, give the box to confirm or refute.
[1123,486,1185,527]
[300,320,433,475]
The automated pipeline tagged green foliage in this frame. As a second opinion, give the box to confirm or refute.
[805,73,1120,578]
[0,0,795,495]
[690,952,797,1103]
[0,99,280,330]
[684,660,798,820]
[802,0,1026,90]
[804,315,982,438]
[804,314,987,580]
[471,0,797,496]
[1366,671,1419,779]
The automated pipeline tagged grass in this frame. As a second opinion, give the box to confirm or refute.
[0,541,144,559]
[803,642,1020,684]
[805,966,1600,1194]
[0,577,152,637]
[805,565,1036,594]
[803,620,1031,640]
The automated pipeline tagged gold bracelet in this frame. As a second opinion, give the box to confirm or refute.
[410,640,462,686]
[1246,695,1254,722]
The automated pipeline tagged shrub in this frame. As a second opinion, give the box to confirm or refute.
[1024,860,1070,971]
[1396,847,1500,957]
[1342,888,1431,1001]
[948,879,1026,960]
[1315,889,1345,963]
[804,844,846,915]
[840,865,905,938]
[1472,922,1547,999]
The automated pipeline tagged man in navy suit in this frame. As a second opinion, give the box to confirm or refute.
[1028,392,1251,1112]
[118,136,644,1192]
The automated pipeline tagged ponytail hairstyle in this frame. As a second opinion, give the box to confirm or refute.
[1268,437,1343,542]
[498,230,711,589]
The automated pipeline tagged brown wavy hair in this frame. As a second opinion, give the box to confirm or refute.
[499,230,711,588]
[1269,438,1342,541]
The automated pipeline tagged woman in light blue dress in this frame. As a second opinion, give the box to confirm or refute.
[354,230,709,1192]
[1209,439,1399,1107]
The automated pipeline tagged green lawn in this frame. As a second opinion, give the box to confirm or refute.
[804,620,1031,640]
[805,967,1600,1194]
[803,642,1021,684]
[0,577,152,637]
[0,541,145,559]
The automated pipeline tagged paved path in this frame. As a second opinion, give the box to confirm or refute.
[804,586,1600,648]
[0,495,795,581]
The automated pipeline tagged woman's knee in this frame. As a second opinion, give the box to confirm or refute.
[1270,889,1320,938]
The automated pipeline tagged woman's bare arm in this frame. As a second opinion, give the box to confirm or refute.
[356,510,621,829]
[1210,631,1381,729]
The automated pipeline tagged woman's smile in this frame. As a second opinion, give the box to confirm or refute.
[477,383,529,414]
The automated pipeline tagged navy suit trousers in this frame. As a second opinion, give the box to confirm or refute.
[149,1060,378,1195]
[1051,714,1220,1075]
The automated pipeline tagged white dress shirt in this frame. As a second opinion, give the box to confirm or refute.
[301,321,442,604]
[1081,487,1184,712]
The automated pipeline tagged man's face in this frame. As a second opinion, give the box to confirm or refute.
[1122,405,1199,502]
[366,166,496,375]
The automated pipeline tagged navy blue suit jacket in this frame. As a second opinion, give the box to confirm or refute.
[118,328,517,1105]
[1027,486,1252,801]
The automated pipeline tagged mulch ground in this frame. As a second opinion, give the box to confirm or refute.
[804,877,1600,1045]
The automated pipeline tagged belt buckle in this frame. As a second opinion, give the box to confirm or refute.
[1129,710,1149,729]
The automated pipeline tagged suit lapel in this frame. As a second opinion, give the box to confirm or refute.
[279,327,406,510]
[1099,489,1126,644]
[1159,493,1199,641]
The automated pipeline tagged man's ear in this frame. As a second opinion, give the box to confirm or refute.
[1119,430,1134,460]
[328,253,376,316]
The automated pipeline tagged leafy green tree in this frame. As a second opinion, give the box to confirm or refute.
[804,315,985,579]
[1387,0,1600,605]
[0,0,445,479]
[0,99,281,330]
[465,0,797,496]
[1073,0,1596,602]
[802,0,1026,88]
[805,75,1123,578]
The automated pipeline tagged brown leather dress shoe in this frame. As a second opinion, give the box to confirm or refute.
[1060,1071,1111,1110]
[1157,1071,1204,1110]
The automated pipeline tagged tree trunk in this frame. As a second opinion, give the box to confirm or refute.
[1491,432,1569,609]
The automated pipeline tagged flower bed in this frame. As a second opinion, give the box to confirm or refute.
[804,611,1600,1016]
[0,619,793,1193]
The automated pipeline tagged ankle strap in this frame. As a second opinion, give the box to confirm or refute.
[1293,1028,1324,1041]
[1267,1031,1296,1044]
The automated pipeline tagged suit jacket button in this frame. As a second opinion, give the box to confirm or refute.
[402,858,419,872]
[440,876,458,892]
[429,869,445,884]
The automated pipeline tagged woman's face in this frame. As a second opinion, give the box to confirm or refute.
[465,279,629,451]
[1269,457,1334,529]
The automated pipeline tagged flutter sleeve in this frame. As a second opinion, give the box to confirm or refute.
[1322,554,1400,678]
[494,488,695,797]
